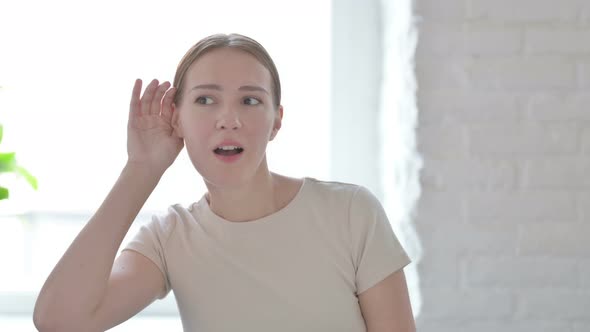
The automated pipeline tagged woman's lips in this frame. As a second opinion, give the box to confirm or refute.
[214,147,244,156]
[213,148,243,163]
[212,140,244,163]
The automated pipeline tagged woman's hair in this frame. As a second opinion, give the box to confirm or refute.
[173,33,281,108]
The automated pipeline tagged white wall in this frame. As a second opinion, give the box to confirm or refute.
[331,0,383,197]
[414,0,590,331]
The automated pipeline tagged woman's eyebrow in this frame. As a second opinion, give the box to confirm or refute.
[238,85,269,95]
[190,84,268,95]
[191,84,222,91]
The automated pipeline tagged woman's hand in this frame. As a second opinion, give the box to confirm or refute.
[126,79,184,175]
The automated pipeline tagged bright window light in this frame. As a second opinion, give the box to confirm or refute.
[0,0,330,330]
[0,0,331,214]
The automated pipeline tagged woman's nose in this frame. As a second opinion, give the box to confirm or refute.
[215,108,242,130]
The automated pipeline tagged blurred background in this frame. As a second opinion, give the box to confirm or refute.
[1,0,589,331]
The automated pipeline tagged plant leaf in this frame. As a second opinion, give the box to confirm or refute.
[0,186,8,200]
[0,152,16,172]
[0,124,3,145]
[15,166,38,190]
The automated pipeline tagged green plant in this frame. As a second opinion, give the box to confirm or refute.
[0,123,37,200]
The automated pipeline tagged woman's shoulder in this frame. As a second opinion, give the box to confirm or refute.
[304,177,367,197]
[304,177,385,212]
[302,177,378,207]
[142,202,199,237]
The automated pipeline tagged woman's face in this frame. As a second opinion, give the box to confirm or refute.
[173,47,282,187]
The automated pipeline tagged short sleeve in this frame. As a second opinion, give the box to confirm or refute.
[122,212,175,299]
[349,186,411,295]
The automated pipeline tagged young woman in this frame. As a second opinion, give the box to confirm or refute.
[34,33,415,332]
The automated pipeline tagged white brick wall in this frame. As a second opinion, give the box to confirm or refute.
[468,0,582,22]
[583,130,590,154]
[414,0,590,330]
[581,62,590,88]
[419,321,572,332]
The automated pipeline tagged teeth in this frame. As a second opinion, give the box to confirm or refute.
[218,146,241,151]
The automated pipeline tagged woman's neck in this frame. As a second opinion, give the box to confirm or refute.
[205,168,282,223]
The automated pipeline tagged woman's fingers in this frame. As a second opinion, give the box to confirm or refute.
[130,79,173,118]
[129,79,142,118]
[151,81,171,115]
[161,87,177,122]
[140,79,159,115]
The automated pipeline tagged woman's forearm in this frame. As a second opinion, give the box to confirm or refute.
[33,163,162,329]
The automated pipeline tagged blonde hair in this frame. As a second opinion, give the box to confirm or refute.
[173,33,281,108]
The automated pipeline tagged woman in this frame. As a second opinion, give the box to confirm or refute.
[34,33,415,332]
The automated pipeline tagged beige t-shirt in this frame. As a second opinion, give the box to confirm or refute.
[123,178,410,332]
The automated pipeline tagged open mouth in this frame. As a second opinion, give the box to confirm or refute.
[214,146,244,156]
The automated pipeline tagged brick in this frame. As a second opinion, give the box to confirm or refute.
[417,123,469,159]
[415,0,467,21]
[420,222,519,255]
[580,61,590,88]
[583,130,590,155]
[469,57,576,91]
[464,24,523,56]
[579,259,590,288]
[421,157,517,191]
[417,91,524,125]
[527,93,590,121]
[464,257,578,288]
[517,290,590,319]
[523,158,590,189]
[469,0,581,22]
[417,23,522,56]
[580,193,590,221]
[526,27,590,54]
[574,323,590,332]
[420,288,514,320]
[416,322,459,332]
[468,124,579,157]
[519,223,590,257]
[414,191,465,223]
[417,321,572,332]
[416,23,464,56]
[415,251,460,288]
[466,192,577,222]
[416,58,472,90]
[582,3,590,24]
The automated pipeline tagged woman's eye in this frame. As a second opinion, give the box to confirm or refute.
[196,96,214,105]
[243,97,261,106]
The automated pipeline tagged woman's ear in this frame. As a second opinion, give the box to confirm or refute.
[269,105,283,141]
[171,103,183,138]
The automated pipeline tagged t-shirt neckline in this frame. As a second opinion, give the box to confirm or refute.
[193,177,310,227]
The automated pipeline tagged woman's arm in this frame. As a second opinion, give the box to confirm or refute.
[33,164,165,331]
[34,79,183,331]
[358,269,416,332]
